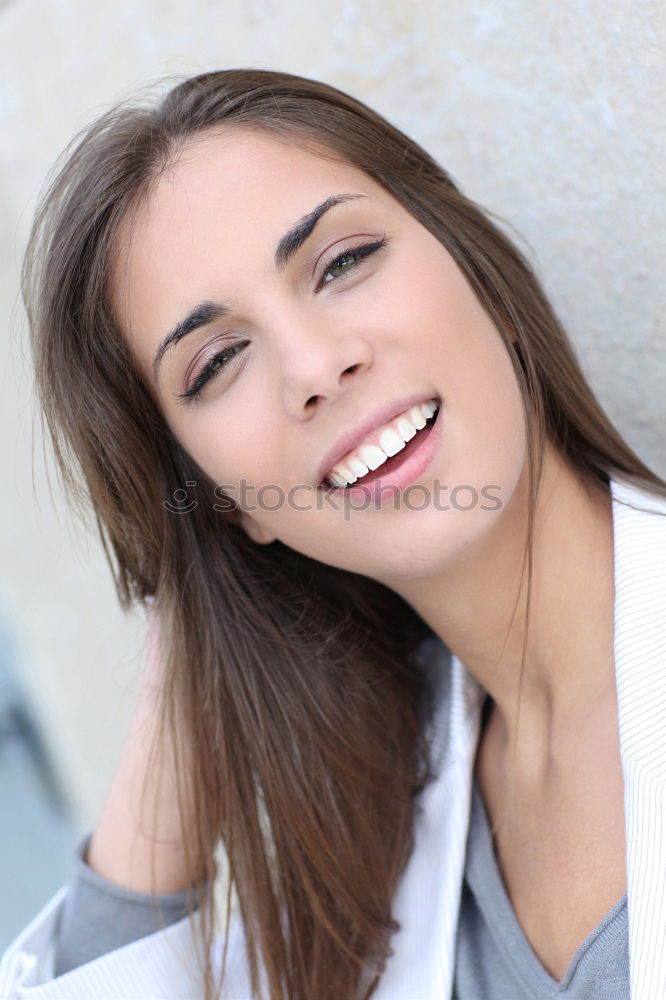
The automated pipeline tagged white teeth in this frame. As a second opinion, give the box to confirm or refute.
[336,465,357,485]
[348,456,370,477]
[408,405,427,430]
[379,428,407,457]
[326,398,439,487]
[330,457,368,486]
[359,444,388,471]
[396,416,417,442]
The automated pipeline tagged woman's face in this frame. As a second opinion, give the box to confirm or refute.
[113,130,527,587]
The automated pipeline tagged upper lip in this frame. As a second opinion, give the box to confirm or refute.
[316,392,439,485]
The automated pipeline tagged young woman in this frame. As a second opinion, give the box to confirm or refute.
[2,69,664,1000]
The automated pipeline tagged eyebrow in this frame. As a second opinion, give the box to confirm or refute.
[152,192,366,380]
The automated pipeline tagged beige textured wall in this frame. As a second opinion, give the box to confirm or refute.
[1,0,664,828]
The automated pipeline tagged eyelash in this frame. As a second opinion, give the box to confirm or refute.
[176,236,388,405]
[315,235,388,291]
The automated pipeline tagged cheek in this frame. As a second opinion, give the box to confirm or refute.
[173,413,290,513]
[423,267,525,441]
[442,345,527,493]
[399,258,528,498]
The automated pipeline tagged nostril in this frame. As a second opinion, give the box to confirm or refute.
[342,364,359,378]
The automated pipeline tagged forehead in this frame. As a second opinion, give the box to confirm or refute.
[122,129,386,262]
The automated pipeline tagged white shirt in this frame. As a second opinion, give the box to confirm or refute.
[2,476,665,999]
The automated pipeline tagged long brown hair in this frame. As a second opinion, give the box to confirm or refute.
[24,69,665,999]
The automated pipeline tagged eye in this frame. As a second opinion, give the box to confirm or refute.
[176,341,248,405]
[317,237,388,291]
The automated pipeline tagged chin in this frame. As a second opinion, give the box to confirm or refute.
[348,501,510,586]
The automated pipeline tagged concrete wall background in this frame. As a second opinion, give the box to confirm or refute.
[1,0,664,835]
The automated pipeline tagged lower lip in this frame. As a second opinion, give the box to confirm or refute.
[325,403,444,506]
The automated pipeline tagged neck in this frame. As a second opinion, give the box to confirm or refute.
[392,445,616,753]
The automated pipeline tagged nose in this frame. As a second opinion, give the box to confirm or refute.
[276,314,374,419]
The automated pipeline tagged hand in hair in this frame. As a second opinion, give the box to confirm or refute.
[86,606,195,895]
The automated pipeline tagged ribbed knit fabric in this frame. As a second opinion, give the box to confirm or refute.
[52,834,195,976]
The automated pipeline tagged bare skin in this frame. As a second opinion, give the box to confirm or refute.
[87,609,198,895]
[476,677,625,979]
[398,448,624,979]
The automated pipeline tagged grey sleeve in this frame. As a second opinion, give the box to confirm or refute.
[53,834,198,976]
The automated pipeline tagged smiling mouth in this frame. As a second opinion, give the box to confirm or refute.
[322,400,441,493]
